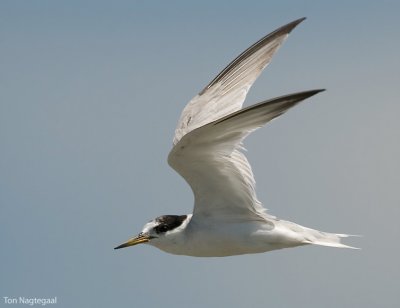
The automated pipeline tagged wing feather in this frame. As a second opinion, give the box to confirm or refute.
[173,18,306,145]
[168,90,324,221]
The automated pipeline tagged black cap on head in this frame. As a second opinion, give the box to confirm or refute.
[154,215,187,234]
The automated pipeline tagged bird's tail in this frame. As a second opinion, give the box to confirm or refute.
[277,220,359,249]
[302,226,359,249]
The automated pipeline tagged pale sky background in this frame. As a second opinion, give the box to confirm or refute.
[1,1,399,307]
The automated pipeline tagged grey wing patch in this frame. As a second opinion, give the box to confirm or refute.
[199,17,306,95]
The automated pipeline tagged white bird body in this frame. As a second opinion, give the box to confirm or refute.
[115,18,356,257]
[148,215,351,257]
[149,215,302,257]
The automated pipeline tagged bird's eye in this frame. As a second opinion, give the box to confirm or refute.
[155,225,168,233]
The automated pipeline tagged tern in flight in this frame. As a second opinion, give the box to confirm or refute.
[115,18,356,257]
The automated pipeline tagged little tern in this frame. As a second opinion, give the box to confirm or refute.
[115,18,356,257]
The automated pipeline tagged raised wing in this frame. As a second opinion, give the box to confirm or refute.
[173,18,306,145]
[168,90,325,221]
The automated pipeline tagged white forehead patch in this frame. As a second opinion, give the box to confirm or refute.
[142,220,158,233]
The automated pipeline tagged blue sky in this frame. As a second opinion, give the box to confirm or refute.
[1,1,399,307]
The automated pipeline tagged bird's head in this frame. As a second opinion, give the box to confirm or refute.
[114,215,188,250]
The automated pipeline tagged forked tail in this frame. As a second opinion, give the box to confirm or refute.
[303,227,359,249]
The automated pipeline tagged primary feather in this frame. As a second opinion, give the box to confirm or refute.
[173,17,306,145]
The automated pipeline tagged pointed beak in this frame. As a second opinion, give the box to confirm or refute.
[114,234,151,250]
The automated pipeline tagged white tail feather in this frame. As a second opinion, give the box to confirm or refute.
[302,227,359,249]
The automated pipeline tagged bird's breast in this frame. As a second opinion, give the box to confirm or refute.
[153,220,288,257]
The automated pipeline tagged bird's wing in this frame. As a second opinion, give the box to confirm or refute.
[168,90,324,221]
[172,18,306,145]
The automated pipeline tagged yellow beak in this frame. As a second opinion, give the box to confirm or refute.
[114,234,150,250]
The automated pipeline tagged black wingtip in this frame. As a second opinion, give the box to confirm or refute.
[270,17,307,38]
[283,17,307,33]
[311,88,326,94]
[313,88,326,95]
[296,17,307,24]
[295,89,326,100]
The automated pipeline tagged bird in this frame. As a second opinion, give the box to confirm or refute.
[114,17,356,257]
